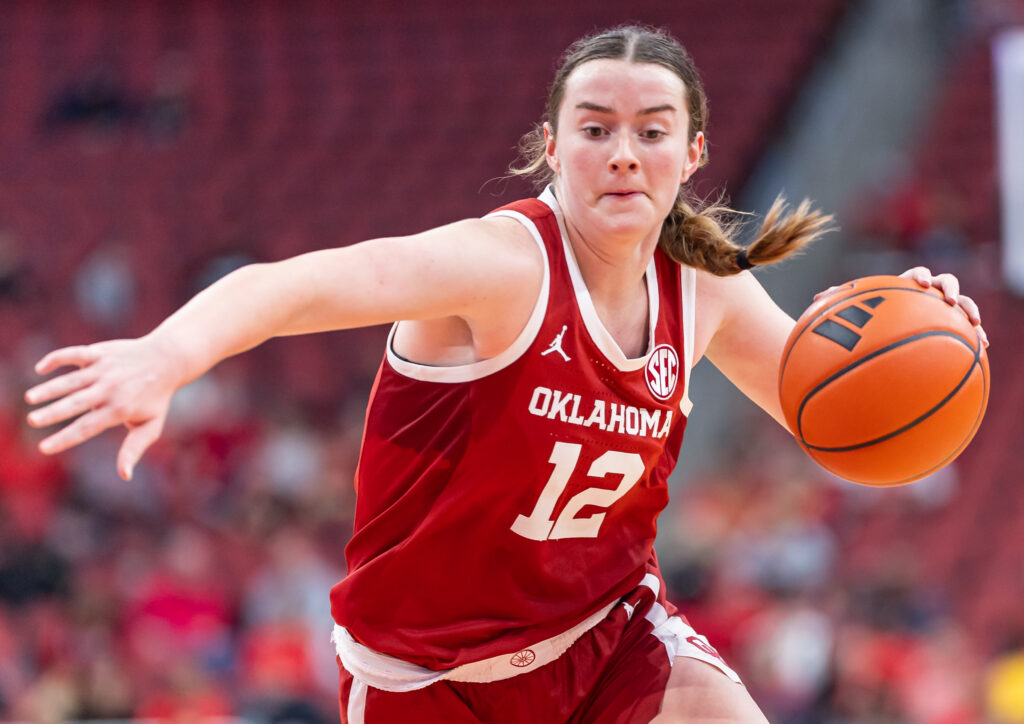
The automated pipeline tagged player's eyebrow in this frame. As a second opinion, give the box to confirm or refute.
[575,102,677,115]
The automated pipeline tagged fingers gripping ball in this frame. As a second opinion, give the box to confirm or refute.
[779,276,989,486]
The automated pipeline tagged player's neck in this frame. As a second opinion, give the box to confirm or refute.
[564,219,655,307]
[564,221,653,358]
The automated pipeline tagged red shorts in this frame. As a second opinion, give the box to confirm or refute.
[337,581,739,723]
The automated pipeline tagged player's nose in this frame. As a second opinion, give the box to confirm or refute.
[608,134,639,172]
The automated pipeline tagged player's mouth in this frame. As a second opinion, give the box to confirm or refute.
[603,190,645,199]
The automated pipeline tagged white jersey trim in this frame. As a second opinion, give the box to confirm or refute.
[680,264,696,416]
[539,187,658,372]
[347,678,368,724]
[384,208,551,383]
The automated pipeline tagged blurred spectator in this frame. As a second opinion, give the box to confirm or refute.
[243,526,343,697]
[10,659,77,724]
[0,230,36,305]
[892,620,980,724]
[39,52,195,145]
[0,535,68,608]
[66,430,163,517]
[0,419,69,544]
[253,412,327,505]
[720,479,838,596]
[133,659,233,721]
[73,240,138,333]
[122,526,235,684]
[41,61,135,135]
[736,596,836,723]
[830,620,915,723]
[76,652,134,720]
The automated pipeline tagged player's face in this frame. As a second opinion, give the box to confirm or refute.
[546,59,704,247]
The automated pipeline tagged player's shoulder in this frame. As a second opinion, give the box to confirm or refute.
[401,215,545,328]
[439,214,545,280]
[472,213,541,248]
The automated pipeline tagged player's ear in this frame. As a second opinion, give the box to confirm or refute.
[544,122,560,175]
[681,132,704,182]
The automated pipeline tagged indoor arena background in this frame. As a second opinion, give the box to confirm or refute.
[1,1,1023,722]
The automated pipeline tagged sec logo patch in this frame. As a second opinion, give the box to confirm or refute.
[645,344,679,401]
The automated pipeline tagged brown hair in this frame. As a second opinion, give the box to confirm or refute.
[511,25,834,275]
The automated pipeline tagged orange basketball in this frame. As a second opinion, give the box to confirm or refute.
[779,275,989,486]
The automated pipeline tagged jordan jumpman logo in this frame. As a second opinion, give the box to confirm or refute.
[541,325,571,362]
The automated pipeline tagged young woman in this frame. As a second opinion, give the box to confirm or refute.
[26,26,985,723]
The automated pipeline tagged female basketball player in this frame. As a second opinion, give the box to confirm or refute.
[24,26,985,723]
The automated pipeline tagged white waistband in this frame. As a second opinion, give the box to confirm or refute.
[333,599,619,693]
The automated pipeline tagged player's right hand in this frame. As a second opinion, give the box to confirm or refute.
[25,336,182,481]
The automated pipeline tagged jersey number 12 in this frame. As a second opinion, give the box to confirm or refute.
[511,441,645,541]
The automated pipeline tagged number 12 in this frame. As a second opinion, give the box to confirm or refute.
[511,442,645,541]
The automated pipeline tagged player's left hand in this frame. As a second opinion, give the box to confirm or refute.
[897,267,988,348]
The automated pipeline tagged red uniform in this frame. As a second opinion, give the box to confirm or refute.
[330,189,737,721]
[331,187,700,663]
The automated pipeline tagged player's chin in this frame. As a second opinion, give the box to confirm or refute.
[598,217,659,242]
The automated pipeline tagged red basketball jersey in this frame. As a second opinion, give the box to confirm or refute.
[330,188,697,670]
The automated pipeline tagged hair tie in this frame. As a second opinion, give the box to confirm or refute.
[736,248,755,270]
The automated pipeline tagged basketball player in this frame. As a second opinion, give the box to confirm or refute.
[24,26,985,723]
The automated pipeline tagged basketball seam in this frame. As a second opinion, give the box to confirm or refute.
[796,330,979,453]
[879,330,989,485]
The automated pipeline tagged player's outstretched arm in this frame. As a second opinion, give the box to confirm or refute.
[25,215,541,480]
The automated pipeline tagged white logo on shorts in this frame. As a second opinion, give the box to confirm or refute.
[645,344,679,400]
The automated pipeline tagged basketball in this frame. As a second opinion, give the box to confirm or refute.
[779,275,989,486]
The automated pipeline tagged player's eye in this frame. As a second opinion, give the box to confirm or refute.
[583,126,607,138]
[640,129,666,140]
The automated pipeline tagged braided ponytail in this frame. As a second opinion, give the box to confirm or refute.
[659,192,835,276]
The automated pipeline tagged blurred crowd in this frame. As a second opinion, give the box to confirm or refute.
[1,322,358,721]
